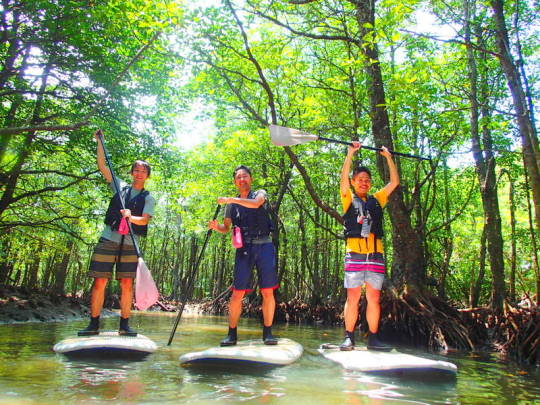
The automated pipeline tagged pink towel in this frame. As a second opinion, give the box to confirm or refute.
[135,258,159,310]
[118,217,129,235]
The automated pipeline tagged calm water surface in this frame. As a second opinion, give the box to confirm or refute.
[0,313,539,404]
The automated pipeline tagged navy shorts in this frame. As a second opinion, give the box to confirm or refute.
[233,242,279,291]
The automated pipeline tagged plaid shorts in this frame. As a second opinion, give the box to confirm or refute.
[88,237,138,279]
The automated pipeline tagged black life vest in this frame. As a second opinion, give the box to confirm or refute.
[343,193,384,239]
[230,191,274,239]
[104,185,149,236]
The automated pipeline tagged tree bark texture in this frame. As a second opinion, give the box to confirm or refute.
[354,0,426,287]
[490,0,540,234]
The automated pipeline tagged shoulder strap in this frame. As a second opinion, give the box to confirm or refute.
[125,188,149,204]
[136,189,149,199]
[119,185,131,206]
[351,194,367,217]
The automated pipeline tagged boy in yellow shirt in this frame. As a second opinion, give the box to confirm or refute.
[339,142,399,350]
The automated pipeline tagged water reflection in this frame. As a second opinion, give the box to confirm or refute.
[0,313,538,404]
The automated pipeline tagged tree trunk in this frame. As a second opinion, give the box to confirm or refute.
[0,62,52,216]
[354,0,426,288]
[466,0,505,312]
[470,227,487,307]
[505,171,517,303]
[42,251,58,289]
[53,239,74,294]
[26,243,42,289]
[0,236,12,284]
[490,0,540,234]
[437,160,453,299]
[524,170,540,304]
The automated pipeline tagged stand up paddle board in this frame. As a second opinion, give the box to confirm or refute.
[53,331,157,360]
[318,344,457,375]
[180,338,303,368]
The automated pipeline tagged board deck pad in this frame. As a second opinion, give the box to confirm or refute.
[53,331,157,359]
[318,344,457,375]
[180,338,303,367]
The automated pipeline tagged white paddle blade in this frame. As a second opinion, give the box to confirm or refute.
[269,124,319,146]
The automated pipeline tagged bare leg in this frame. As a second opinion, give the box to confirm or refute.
[365,282,381,333]
[119,278,134,319]
[228,289,246,328]
[344,286,362,332]
[365,282,391,350]
[220,289,245,346]
[79,278,108,335]
[90,278,109,317]
[260,288,277,344]
[260,288,275,327]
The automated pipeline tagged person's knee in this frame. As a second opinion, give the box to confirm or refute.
[231,290,245,303]
[119,278,133,291]
[93,278,108,290]
[260,289,275,300]
[346,288,362,303]
[365,287,381,304]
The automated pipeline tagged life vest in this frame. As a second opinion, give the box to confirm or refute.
[343,193,384,239]
[230,191,274,239]
[104,185,149,236]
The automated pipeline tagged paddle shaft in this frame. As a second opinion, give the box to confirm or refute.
[317,136,430,161]
[167,205,221,346]
[96,130,142,258]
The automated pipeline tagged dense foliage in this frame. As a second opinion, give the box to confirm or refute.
[0,0,538,318]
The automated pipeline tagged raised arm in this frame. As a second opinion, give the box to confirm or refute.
[380,146,400,196]
[340,141,361,196]
[95,130,112,183]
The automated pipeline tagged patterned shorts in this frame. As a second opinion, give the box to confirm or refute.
[88,237,138,279]
[344,252,385,290]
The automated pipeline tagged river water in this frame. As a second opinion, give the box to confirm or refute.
[0,312,538,404]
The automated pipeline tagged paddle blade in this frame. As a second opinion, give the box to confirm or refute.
[135,258,159,310]
[269,124,319,146]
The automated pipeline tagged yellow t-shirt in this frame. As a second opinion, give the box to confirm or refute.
[341,188,388,254]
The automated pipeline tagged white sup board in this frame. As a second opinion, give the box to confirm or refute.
[180,338,303,367]
[318,345,457,375]
[53,331,157,359]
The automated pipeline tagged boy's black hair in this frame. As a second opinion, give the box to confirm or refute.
[352,166,371,179]
[131,160,151,177]
[233,165,252,178]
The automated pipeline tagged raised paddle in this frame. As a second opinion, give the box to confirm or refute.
[167,204,221,346]
[96,130,159,311]
[269,124,431,161]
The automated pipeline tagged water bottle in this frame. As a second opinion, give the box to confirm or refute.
[360,213,372,238]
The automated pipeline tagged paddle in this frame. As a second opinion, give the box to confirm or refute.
[96,130,159,311]
[269,124,431,161]
[167,205,221,346]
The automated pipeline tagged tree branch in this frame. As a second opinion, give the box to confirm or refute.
[250,5,360,45]
[282,146,343,223]
[287,184,343,238]
[0,121,88,136]
[400,29,501,58]
[4,176,88,207]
